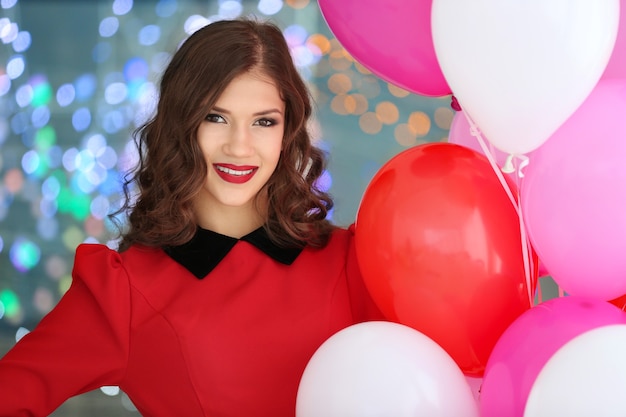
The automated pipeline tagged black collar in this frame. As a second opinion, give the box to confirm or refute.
[163,227,303,279]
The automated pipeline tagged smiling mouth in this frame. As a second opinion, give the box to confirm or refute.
[214,164,257,184]
[216,165,254,176]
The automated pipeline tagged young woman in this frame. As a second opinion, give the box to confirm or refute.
[0,18,384,416]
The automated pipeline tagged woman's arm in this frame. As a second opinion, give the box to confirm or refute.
[0,244,131,416]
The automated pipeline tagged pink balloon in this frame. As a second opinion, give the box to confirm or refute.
[480,296,626,417]
[318,0,451,97]
[602,0,626,79]
[521,79,626,300]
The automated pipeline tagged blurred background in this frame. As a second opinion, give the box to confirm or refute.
[0,0,456,413]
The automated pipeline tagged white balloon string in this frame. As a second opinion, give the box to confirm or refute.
[463,110,519,213]
[516,155,529,178]
[517,187,535,305]
[508,156,535,304]
[461,110,534,306]
[461,111,518,212]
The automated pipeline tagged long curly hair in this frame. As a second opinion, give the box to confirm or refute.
[112,18,335,252]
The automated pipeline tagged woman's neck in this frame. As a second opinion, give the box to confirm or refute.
[194,204,265,238]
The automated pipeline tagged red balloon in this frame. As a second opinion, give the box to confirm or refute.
[610,293,626,311]
[355,143,536,376]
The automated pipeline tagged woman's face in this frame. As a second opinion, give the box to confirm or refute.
[194,71,285,223]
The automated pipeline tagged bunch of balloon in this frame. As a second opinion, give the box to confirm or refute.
[312,2,625,416]
[433,0,621,307]
[317,0,539,380]
[431,2,626,414]
[353,143,537,376]
[432,0,623,300]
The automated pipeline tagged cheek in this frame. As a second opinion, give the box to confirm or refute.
[270,142,284,166]
[197,136,219,160]
[196,125,222,153]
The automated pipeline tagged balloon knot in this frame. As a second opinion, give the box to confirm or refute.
[502,154,530,177]
[450,95,462,111]
[502,155,515,173]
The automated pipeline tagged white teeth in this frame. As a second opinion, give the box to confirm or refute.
[216,165,254,176]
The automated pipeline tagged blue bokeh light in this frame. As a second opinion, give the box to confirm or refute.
[112,0,133,15]
[258,0,283,16]
[72,108,92,132]
[6,55,25,79]
[9,238,41,273]
[1,0,18,9]
[31,106,50,128]
[74,74,97,101]
[56,83,76,107]
[156,0,177,17]
[12,31,31,53]
[99,17,120,38]
[15,84,33,107]
[138,25,161,46]
[0,74,11,96]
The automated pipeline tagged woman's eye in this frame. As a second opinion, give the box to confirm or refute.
[205,114,225,123]
[255,118,277,127]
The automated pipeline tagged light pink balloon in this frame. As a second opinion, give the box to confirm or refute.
[521,79,626,300]
[448,110,509,167]
[318,0,450,97]
[480,296,626,417]
[602,0,626,79]
[465,376,482,406]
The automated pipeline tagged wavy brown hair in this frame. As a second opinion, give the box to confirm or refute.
[112,18,335,252]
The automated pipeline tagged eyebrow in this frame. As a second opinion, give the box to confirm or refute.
[212,106,283,116]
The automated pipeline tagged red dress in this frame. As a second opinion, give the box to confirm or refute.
[0,225,384,416]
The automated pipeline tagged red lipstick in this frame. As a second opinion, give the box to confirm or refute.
[213,164,257,184]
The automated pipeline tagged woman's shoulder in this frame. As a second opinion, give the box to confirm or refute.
[301,223,356,260]
[326,223,356,245]
[75,242,162,266]
[74,243,172,285]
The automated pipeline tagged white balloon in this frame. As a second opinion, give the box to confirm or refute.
[431,0,619,155]
[524,324,626,417]
[296,321,479,417]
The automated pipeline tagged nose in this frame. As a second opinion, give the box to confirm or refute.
[224,124,254,157]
